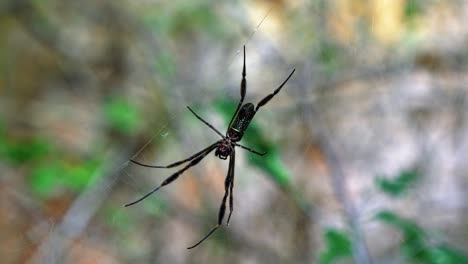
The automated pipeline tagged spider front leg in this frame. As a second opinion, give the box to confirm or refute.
[125,143,219,207]
[187,151,235,249]
[227,45,248,130]
[187,106,224,138]
[255,68,296,111]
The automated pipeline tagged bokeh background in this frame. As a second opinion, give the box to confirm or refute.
[1,0,468,263]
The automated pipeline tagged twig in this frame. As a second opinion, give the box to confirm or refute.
[299,60,373,264]
[27,151,131,264]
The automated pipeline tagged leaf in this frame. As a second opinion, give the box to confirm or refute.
[318,228,353,264]
[0,117,51,165]
[376,211,430,261]
[404,0,424,21]
[375,211,424,236]
[29,162,63,197]
[317,41,342,75]
[29,158,104,197]
[428,245,468,264]
[376,169,420,197]
[375,211,468,264]
[1,137,51,165]
[63,158,103,191]
[169,3,224,38]
[104,97,140,135]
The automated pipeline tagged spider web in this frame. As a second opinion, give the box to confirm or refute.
[22,1,468,263]
[119,3,468,263]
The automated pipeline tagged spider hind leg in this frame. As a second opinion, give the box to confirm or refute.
[187,151,235,249]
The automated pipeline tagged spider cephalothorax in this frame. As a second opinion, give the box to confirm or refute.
[127,46,295,249]
[215,141,233,160]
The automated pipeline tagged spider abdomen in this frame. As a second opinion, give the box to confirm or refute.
[228,103,255,141]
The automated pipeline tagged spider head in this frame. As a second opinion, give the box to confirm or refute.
[215,145,231,160]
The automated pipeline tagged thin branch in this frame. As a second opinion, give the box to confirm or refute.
[299,60,373,264]
[28,151,130,264]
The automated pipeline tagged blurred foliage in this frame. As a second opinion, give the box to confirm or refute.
[375,168,468,264]
[404,0,424,22]
[0,119,52,164]
[169,2,224,38]
[376,169,420,197]
[106,207,134,234]
[142,195,170,217]
[317,40,343,75]
[29,162,62,197]
[29,157,104,197]
[318,228,353,264]
[141,1,224,39]
[0,137,51,165]
[104,97,141,135]
[0,117,102,198]
[0,114,103,197]
[376,211,468,264]
[154,52,176,77]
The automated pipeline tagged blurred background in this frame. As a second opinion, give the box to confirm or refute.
[1,0,468,263]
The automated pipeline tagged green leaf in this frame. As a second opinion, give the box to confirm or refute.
[404,0,424,21]
[376,169,419,197]
[1,137,51,165]
[29,162,63,197]
[0,115,53,165]
[318,228,353,264]
[243,124,290,187]
[375,211,424,236]
[169,3,223,38]
[375,211,468,264]
[317,41,342,75]
[429,245,468,264]
[63,158,103,191]
[29,158,104,197]
[104,97,140,135]
[376,211,429,261]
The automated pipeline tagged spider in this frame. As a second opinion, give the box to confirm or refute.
[126,46,295,249]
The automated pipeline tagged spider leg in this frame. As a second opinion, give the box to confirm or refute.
[187,106,224,138]
[255,68,296,111]
[187,152,235,249]
[234,143,267,156]
[130,142,219,169]
[227,149,235,225]
[227,45,247,131]
[125,143,219,207]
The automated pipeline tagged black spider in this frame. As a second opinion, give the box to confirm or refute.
[126,46,295,249]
